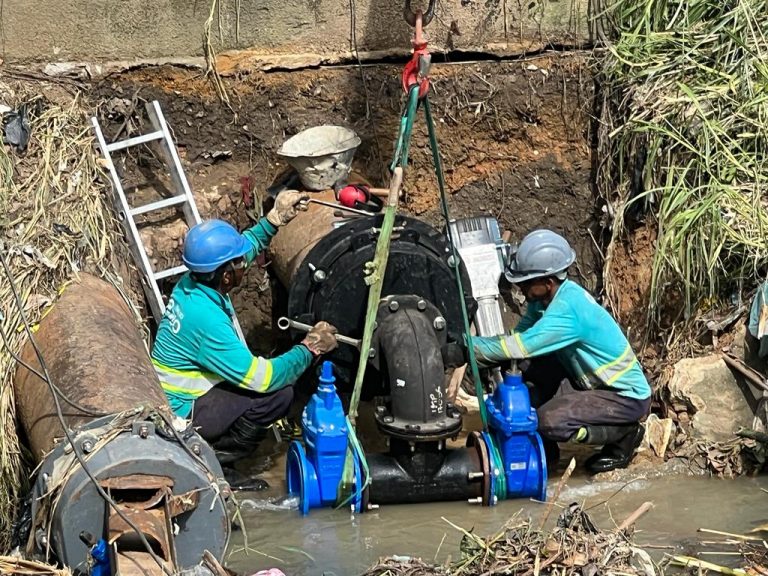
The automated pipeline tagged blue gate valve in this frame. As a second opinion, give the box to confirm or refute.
[286,361,363,514]
[80,531,110,576]
[484,369,547,502]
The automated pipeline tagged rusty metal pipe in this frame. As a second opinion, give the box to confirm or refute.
[14,273,167,460]
[15,274,229,571]
[268,173,375,286]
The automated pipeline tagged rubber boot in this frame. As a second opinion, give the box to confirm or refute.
[212,418,273,491]
[211,418,270,463]
[583,424,644,474]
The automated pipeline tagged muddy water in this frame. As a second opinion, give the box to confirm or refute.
[225,446,768,576]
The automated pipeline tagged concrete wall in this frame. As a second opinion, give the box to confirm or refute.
[1,0,589,63]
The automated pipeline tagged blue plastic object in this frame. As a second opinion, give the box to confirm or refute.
[89,538,110,576]
[485,370,547,503]
[182,219,250,273]
[286,361,362,514]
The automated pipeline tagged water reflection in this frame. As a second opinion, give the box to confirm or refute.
[227,474,768,575]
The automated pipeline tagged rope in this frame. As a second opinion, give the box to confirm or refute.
[338,167,404,508]
[424,97,489,429]
[338,70,492,506]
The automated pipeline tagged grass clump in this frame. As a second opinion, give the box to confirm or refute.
[597,0,768,329]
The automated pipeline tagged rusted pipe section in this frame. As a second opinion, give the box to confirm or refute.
[14,274,229,571]
[269,173,375,286]
[14,273,167,460]
[269,189,347,286]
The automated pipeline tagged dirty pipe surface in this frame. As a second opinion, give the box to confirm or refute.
[14,273,167,460]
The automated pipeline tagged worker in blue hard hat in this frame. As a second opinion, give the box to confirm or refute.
[467,229,652,474]
[151,190,339,473]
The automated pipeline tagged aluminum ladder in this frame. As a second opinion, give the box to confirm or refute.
[91,100,244,341]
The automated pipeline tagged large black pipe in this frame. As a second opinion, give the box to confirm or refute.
[285,214,477,395]
[367,439,483,504]
[373,298,462,441]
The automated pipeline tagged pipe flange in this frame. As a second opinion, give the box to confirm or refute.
[480,431,499,506]
[286,214,478,393]
[532,432,548,503]
[286,441,312,516]
[375,415,463,442]
[467,431,492,506]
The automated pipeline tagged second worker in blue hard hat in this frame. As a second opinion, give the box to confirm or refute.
[468,229,652,475]
[151,190,340,476]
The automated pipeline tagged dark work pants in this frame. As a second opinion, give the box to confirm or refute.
[191,384,294,441]
[523,356,651,443]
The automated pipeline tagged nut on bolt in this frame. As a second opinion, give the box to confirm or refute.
[81,440,94,453]
[191,443,202,456]
[139,424,149,439]
[433,316,446,330]
[313,269,327,283]
[417,299,427,311]
[388,300,399,312]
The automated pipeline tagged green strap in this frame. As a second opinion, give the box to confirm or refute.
[339,85,491,507]
[348,172,402,420]
[338,169,402,506]
[390,86,421,172]
[423,96,489,429]
[339,88,425,507]
[389,86,489,427]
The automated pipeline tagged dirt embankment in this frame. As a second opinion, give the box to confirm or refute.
[94,54,597,348]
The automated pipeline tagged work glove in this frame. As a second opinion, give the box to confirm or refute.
[267,190,310,227]
[302,321,339,356]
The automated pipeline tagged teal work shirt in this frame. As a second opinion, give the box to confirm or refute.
[472,280,650,400]
[151,219,313,418]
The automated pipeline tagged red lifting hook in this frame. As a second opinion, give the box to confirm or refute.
[401,0,435,98]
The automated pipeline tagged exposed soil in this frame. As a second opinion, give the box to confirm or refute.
[608,225,656,345]
[93,53,597,345]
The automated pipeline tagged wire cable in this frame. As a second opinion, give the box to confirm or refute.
[0,252,172,575]
[0,324,108,417]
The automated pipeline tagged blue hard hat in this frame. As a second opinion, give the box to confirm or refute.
[182,220,250,273]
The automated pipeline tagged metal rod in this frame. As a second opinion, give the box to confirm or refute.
[277,317,362,348]
[300,198,374,217]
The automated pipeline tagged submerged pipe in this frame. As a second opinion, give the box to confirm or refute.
[366,440,482,504]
